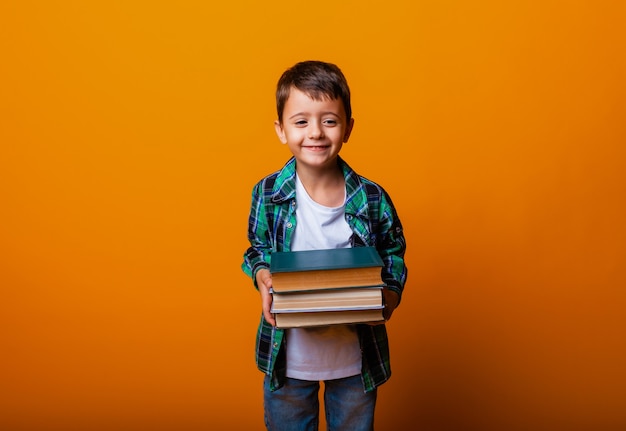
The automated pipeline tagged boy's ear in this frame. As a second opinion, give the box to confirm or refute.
[343,118,355,143]
[274,120,287,144]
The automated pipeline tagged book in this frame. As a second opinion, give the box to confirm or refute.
[270,286,383,313]
[270,247,384,292]
[269,247,386,328]
[274,308,384,328]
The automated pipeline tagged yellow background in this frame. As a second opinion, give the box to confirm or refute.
[2,1,625,430]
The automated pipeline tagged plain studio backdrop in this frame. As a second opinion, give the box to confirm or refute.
[1,1,624,430]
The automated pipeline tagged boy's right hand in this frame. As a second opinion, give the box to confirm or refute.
[255,268,276,326]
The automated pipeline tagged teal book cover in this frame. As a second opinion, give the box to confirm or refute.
[270,247,383,273]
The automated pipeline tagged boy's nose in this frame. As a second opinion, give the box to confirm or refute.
[308,124,324,139]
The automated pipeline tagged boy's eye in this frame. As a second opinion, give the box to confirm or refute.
[323,119,337,126]
[294,120,307,126]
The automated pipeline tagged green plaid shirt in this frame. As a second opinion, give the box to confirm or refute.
[242,156,407,392]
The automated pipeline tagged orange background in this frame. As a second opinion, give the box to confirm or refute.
[1,1,625,430]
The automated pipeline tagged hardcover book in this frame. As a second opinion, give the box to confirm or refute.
[274,308,384,328]
[270,247,384,292]
[270,286,383,313]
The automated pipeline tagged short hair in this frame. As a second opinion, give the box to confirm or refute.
[276,60,352,123]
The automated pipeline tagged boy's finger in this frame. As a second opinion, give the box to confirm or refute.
[264,310,276,326]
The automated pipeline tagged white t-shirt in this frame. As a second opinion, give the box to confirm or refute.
[284,175,362,381]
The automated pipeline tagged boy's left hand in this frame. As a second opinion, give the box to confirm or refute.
[370,287,399,325]
[382,287,400,321]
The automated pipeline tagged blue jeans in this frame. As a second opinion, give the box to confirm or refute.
[263,375,377,431]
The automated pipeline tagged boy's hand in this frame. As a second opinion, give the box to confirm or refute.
[370,287,400,325]
[382,287,400,321]
[255,268,276,327]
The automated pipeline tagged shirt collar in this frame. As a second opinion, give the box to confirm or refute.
[271,156,369,218]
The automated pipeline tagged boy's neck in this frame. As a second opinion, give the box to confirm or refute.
[295,161,345,207]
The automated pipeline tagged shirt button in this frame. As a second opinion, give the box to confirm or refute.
[286,222,293,228]
[273,342,278,348]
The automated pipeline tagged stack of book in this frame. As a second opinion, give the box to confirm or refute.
[270,247,385,328]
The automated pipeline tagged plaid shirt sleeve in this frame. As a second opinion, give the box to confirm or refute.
[374,185,408,300]
[242,179,272,284]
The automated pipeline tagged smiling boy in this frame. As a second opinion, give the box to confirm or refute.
[242,61,408,431]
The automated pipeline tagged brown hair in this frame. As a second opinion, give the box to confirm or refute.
[276,61,352,123]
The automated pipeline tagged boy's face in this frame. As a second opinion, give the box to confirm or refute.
[275,88,354,172]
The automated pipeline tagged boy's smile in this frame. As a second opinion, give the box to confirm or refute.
[275,88,354,172]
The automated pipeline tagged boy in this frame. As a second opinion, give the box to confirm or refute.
[242,60,407,431]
